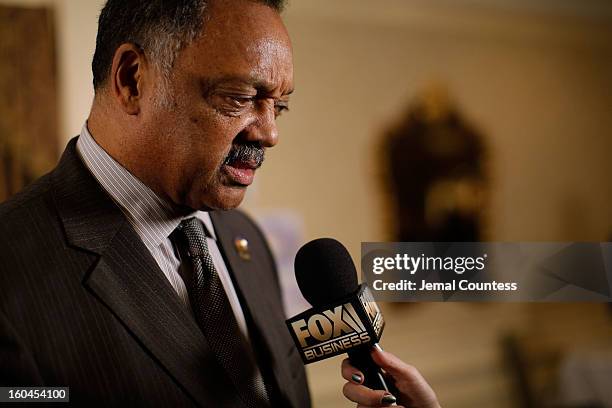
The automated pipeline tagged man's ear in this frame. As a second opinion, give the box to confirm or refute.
[109,43,147,115]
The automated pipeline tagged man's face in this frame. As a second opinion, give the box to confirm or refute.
[138,0,293,210]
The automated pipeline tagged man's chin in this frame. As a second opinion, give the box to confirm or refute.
[191,186,246,211]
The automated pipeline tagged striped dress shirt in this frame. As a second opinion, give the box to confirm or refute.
[76,123,249,336]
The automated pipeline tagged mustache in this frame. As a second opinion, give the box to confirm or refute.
[223,142,265,168]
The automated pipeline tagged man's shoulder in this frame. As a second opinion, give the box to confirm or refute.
[0,137,82,243]
[0,171,55,227]
[0,168,56,249]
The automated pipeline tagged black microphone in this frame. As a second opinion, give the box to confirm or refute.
[288,238,397,394]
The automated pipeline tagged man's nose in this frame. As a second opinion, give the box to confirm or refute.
[245,100,278,148]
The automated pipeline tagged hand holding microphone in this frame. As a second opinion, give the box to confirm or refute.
[341,346,440,408]
[288,238,440,407]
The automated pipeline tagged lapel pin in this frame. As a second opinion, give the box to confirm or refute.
[234,237,251,261]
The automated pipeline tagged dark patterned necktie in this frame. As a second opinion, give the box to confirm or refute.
[173,217,270,408]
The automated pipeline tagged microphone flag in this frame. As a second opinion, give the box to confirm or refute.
[285,285,384,364]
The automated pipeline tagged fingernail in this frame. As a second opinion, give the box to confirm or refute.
[374,343,384,352]
[381,393,397,405]
[351,373,362,383]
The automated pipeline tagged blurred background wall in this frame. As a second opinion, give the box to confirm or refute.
[1,0,611,406]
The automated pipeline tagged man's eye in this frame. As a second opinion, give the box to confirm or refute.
[274,102,289,117]
[224,96,253,108]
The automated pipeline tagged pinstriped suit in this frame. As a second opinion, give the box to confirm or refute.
[0,138,310,407]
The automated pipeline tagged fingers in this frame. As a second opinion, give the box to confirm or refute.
[341,358,364,384]
[341,350,439,408]
[356,406,402,408]
[342,381,398,407]
[370,346,440,408]
[342,358,399,407]
[371,346,428,385]
[357,405,405,408]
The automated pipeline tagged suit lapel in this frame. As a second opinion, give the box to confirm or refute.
[52,139,238,407]
[86,223,234,407]
[210,211,301,407]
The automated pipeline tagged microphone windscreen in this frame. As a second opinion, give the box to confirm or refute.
[294,238,359,307]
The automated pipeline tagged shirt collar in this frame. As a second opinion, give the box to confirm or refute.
[192,212,217,241]
[76,123,217,250]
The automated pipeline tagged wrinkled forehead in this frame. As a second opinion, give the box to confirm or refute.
[203,0,291,57]
[180,0,293,86]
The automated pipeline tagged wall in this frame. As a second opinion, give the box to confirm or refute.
[2,0,610,249]
[1,1,611,406]
[251,0,612,260]
[0,0,103,142]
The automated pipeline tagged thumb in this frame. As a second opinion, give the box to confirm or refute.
[370,345,440,408]
[371,345,413,378]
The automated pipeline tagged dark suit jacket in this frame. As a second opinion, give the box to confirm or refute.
[0,138,310,407]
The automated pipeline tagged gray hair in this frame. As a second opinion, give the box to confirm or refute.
[92,0,287,97]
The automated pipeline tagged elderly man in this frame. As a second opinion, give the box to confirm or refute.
[0,0,439,407]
